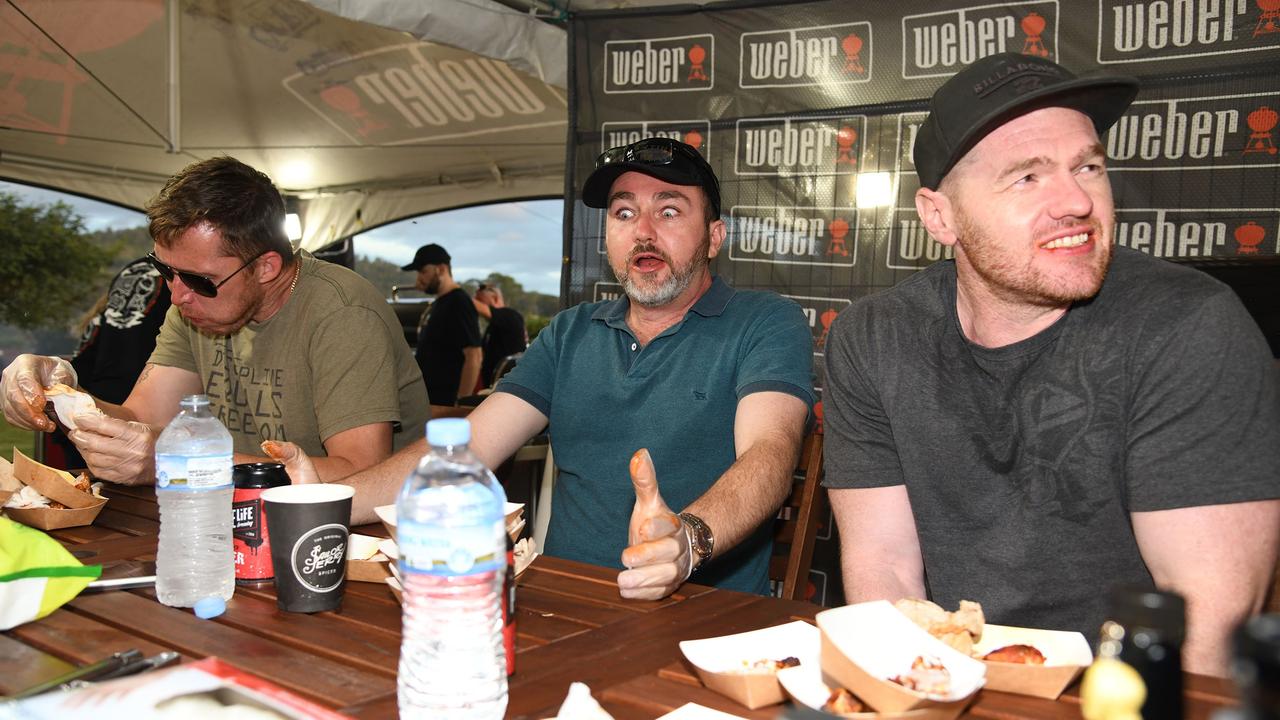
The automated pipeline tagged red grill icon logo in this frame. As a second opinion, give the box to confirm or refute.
[1021,12,1049,57]
[1256,0,1280,37]
[688,45,709,81]
[1234,221,1266,254]
[842,33,865,73]
[817,308,839,349]
[684,129,705,151]
[1244,106,1278,156]
[827,218,852,256]
[320,85,389,138]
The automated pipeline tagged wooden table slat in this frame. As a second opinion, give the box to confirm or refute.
[65,590,395,706]
[0,633,77,697]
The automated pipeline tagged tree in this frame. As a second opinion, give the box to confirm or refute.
[0,193,116,330]
[354,254,417,299]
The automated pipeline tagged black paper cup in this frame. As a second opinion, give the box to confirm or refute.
[261,484,355,613]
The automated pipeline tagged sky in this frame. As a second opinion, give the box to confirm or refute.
[0,181,565,296]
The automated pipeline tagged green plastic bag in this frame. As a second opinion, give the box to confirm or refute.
[0,517,101,629]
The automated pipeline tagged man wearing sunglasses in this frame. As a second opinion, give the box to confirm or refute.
[267,138,814,600]
[1,157,429,485]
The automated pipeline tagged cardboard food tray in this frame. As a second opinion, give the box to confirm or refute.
[972,624,1092,699]
[678,620,820,710]
[2,451,107,530]
[816,601,984,718]
[13,449,98,508]
[375,501,525,543]
[776,663,960,719]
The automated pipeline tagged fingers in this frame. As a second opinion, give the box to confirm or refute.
[617,562,683,600]
[261,440,320,484]
[69,420,154,485]
[2,355,77,431]
[621,533,682,569]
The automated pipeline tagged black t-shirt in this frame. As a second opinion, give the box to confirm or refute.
[74,258,172,403]
[480,306,527,387]
[415,287,481,405]
[822,247,1280,637]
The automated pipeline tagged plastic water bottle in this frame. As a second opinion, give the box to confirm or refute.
[397,418,508,719]
[154,394,235,608]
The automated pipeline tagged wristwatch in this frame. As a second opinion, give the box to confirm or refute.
[678,512,714,573]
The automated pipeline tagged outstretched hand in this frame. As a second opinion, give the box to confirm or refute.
[261,440,321,484]
[617,449,692,601]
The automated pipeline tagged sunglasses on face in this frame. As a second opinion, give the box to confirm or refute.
[147,249,267,298]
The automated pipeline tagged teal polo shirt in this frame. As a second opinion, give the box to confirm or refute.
[496,276,815,594]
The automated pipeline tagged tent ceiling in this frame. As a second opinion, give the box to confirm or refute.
[0,0,569,248]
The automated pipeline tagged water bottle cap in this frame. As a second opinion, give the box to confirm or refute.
[193,596,226,619]
[180,394,211,409]
[426,418,471,446]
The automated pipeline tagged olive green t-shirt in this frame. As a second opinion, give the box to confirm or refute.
[149,252,429,457]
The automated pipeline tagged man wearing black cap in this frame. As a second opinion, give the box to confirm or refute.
[271,138,814,601]
[402,243,482,405]
[823,53,1279,676]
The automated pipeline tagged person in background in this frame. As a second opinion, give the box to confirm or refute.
[0,156,429,484]
[403,243,482,405]
[48,257,172,469]
[822,53,1280,677]
[473,283,527,389]
[268,138,814,601]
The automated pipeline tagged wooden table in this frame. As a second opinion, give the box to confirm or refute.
[2,484,1242,719]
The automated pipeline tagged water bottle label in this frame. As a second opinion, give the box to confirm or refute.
[156,454,233,490]
[398,518,505,576]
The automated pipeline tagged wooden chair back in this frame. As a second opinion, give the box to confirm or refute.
[769,428,826,601]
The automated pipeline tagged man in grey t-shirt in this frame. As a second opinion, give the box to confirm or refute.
[823,53,1280,677]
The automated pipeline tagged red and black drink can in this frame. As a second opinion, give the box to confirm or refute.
[232,462,291,585]
[503,534,516,676]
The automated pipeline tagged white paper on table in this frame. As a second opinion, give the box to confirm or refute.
[656,703,749,720]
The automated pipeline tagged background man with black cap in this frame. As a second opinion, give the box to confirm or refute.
[402,243,482,405]
[822,53,1280,676]
[270,138,814,600]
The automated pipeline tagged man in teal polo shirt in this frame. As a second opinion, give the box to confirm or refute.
[272,138,814,599]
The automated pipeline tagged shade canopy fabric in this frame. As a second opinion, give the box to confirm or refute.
[0,0,570,248]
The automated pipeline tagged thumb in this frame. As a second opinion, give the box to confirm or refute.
[628,449,675,545]
[261,440,320,484]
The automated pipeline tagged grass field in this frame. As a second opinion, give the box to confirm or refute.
[0,415,37,461]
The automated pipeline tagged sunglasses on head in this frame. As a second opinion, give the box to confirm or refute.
[594,137,705,170]
[147,249,268,298]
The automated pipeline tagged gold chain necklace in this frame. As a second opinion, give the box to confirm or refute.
[288,261,300,295]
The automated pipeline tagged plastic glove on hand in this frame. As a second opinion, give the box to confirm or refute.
[261,441,320,484]
[617,448,691,601]
[69,413,155,485]
[0,354,77,431]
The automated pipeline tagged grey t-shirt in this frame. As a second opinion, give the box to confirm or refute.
[823,246,1280,637]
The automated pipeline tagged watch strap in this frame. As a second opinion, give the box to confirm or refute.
[678,511,714,572]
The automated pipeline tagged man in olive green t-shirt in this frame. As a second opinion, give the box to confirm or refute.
[0,157,428,484]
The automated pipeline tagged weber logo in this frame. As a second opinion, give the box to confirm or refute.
[887,207,956,269]
[1107,93,1280,169]
[604,34,714,93]
[1097,0,1277,64]
[739,22,873,88]
[729,207,858,267]
[735,115,865,176]
[902,1,1058,79]
[283,43,563,145]
[594,282,624,302]
[783,294,853,357]
[600,121,712,154]
[1115,208,1278,257]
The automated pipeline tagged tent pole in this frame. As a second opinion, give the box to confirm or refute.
[167,0,182,153]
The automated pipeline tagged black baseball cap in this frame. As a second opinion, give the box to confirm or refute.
[582,138,721,217]
[401,243,451,271]
[914,53,1138,190]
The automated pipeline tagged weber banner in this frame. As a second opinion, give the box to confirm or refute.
[567,0,1280,606]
